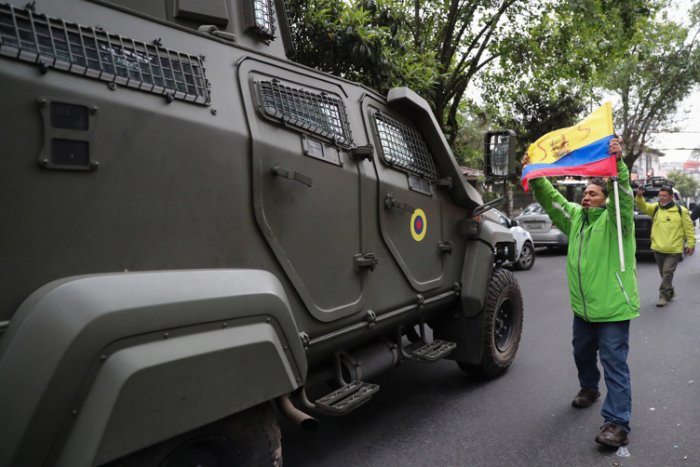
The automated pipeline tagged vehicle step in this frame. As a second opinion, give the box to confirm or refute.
[314,380,379,415]
[404,339,457,362]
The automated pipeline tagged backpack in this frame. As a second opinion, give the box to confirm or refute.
[652,204,683,221]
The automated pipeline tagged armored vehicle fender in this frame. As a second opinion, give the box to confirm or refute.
[430,216,520,368]
[0,269,304,467]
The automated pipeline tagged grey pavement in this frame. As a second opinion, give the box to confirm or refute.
[281,235,700,467]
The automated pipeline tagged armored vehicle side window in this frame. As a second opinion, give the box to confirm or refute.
[0,3,210,104]
[255,80,352,146]
[373,113,438,180]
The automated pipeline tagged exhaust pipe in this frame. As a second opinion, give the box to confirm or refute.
[277,395,319,431]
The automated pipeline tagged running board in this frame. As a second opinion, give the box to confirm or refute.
[403,339,456,362]
[314,380,379,415]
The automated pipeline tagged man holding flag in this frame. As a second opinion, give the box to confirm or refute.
[521,103,640,448]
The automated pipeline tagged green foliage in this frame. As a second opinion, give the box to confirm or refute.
[482,0,700,170]
[667,169,699,198]
[451,105,492,168]
[287,0,438,96]
[492,88,586,155]
[287,0,700,176]
[610,15,700,169]
[404,0,539,144]
[288,0,538,144]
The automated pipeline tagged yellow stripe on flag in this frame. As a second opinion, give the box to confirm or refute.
[527,102,614,164]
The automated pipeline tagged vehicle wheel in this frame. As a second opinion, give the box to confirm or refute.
[458,268,523,379]
[514,241,535,270]
[105,403,282,467]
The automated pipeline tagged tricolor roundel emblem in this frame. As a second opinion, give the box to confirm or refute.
[410,208,427,241]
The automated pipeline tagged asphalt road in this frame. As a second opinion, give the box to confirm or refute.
[281,240,700,467]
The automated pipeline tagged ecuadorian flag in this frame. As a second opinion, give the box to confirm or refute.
[521,102,617,191]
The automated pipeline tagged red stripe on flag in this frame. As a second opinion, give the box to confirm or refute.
[522,156,617,192]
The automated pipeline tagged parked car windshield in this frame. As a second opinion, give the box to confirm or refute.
[521,203,545,215]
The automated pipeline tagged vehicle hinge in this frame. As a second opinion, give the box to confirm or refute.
[299,332,310,348]
[365,310,377,328]
[437,240,454,254]
[354,253,378,271]
[436,177,453,189]
[350,144,374,162]
[197,25,236,43]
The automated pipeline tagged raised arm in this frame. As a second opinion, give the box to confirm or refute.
[606,139,635,222]
[635,186,656,216]
[522,153,577,236]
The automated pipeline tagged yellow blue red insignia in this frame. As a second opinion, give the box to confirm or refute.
[410,208,427,241]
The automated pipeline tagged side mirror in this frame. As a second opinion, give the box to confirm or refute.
[510,219,519,227]
[484,130,516,178]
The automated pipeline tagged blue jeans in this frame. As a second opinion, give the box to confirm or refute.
[572,315,631,432]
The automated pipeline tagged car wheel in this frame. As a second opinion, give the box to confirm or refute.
[105,403,282,467]
[514,241,535,270]
[458,268,523,379]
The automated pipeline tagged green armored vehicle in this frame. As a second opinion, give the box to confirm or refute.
[0,1,523,465]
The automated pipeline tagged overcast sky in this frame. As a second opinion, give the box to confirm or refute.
[648,91,700,162]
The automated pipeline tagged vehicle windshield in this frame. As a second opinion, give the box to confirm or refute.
[493,210,510,227]
[522,203,544,215]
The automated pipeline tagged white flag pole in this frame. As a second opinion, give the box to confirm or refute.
[613,179,625,272]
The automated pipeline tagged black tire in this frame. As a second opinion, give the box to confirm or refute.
[458,268,523,378]
[514,241,535,271]
[105,403,282,467]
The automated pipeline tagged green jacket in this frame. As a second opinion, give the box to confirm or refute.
[530,161,640,322]
[635,196,696,254]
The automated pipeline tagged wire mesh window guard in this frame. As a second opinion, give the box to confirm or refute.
[0,3,210,105]
[256,80,352,146]
[251,0,275,38]
[374,112,438,180]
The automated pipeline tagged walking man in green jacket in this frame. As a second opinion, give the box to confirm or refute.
[635,186,696,307]
[522,138,639,447]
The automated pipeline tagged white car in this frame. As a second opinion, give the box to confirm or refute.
[483,208,536,270]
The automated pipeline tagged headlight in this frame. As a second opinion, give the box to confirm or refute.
[495,242,516,264]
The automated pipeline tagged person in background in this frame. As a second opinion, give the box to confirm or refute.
[635,186,696,307]
[689,202,700,226]
[522,138,639,448]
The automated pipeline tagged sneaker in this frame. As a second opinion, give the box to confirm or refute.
[595,423,629,447]
[656,296,668,307]
[572,388,601,408]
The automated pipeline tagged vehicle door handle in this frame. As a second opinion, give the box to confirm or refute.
[271,166,313,187]
[384,194,415,213]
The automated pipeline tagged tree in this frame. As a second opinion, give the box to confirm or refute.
[287,0,438,97]
[287,0,549,145]
[402,0,544,145]
[609,12,700,170]
[667,169,699,198]
[481,0,700,171]
[287,0,700,176]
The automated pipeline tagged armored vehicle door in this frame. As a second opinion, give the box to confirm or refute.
[361,97,446,292]
[239,59,364,322]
